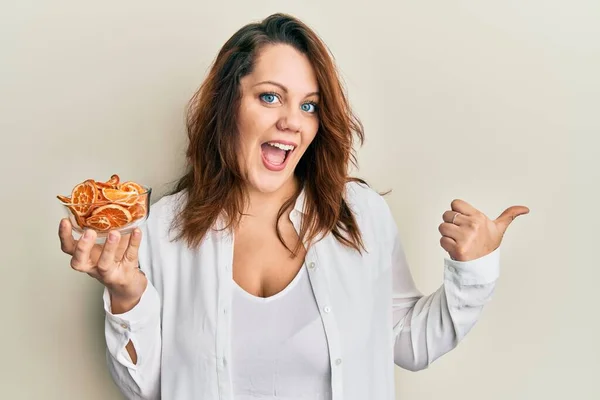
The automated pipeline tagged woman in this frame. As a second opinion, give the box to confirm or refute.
[58,13,529,400]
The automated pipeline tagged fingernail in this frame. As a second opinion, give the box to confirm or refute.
[108,232,118,243]
[60,220,66,229]
[83,229,92,239]
[133,229,140,238]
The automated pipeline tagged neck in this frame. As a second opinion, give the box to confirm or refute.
[243,177,300,221]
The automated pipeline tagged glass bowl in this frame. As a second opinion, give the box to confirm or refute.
[58,186,151,243]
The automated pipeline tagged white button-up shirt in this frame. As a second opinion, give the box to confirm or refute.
[104,182,500,399]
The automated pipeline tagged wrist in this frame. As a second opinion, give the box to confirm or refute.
[108,271,148,314]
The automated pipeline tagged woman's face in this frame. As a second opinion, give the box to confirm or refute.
[237,44,320,195]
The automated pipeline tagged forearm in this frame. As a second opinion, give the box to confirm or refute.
[393,280,495,370]
[104,281,162,399]
[393,248,500,371]
[109,275,149,364]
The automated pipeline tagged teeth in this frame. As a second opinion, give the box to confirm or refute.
[267,142,295,151]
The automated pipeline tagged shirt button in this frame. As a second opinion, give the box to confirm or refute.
[448,266,456,273]
[323,306,331,313]
[120,323,129,329]
[335,358,342,366]
[223,308,228,314]
[308,262,316,270]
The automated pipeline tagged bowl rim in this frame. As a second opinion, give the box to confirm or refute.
[57,186,152,206]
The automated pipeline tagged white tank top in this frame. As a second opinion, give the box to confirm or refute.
[231,265,332,399]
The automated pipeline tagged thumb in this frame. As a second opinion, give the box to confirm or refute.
[494,205,530,235]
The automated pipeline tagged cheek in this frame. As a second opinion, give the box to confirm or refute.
[239,103,277,141]
[237,106,259,150]
[237,102,256,136]
[236,114,256,162]
[302,120,319,147]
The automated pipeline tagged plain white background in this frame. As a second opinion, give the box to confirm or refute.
[1,1,597,399]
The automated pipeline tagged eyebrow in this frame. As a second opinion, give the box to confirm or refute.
[253,80,319,98]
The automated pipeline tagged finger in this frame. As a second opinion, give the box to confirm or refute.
[442,210,468,226]
[114,232,133,259]
[440,236,458,258]
[122,228,142,265]
[494,205,530,234]
[450,199,478,216]
[59,219,77,255]
[97,230,121,273]
[438,222,464,241]
[70,229,97,272]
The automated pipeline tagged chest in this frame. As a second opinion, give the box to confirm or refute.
[232,216,307,298]
[230,265,332,398]
[156,225,391,385]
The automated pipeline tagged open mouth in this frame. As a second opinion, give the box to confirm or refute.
[260,141,297,171]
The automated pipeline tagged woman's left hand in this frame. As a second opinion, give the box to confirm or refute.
[439,199,530,262]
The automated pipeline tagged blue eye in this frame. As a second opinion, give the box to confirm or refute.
[301,102,318,113]
[260,93,279,104]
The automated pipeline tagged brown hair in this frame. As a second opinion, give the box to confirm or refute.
[169,13,367,255]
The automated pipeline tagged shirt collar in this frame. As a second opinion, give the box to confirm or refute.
[293,186,306,215]
[214,187,307,231]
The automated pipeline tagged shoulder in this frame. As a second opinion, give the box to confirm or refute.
[150,189,186,215]
[144,190,188,238]
[344,180,397,241]
[138,190,187,270]
[344,180,392,220]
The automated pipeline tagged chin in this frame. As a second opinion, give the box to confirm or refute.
[246,170,294,194]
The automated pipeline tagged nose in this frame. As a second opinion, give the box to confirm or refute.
[276,104,302,133]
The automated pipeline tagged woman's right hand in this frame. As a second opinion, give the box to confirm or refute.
[58,218,148,313]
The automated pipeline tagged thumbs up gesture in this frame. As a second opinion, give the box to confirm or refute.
[438,199,530,262]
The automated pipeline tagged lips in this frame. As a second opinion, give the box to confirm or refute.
[260,141,296,172]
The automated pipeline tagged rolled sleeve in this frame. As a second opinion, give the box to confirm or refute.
[444,246,501,286]
[442,246,501,336]
[104,282,161,369]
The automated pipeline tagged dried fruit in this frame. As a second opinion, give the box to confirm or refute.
[91,204,132,228]
[57,174,148,231]
[85,214,112,231]
[96,174,120,189]
[102,188,138,206]
[128,203,147,220]
[120,181,146,204]
[71,180,97,216]
[120,181,143,194]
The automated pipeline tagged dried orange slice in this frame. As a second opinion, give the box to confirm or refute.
[120,181,147,204]
[119,181,143,194]
[92,204,132,228]
[85,215,112,231]
[96,189,108,203]
[68,206,86,228]
[107,174,120,187]
[96,174,121,189]
[101,188,138,206]
[128,203,147,220]
[70,179,97,216]
[56,195,86,227]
